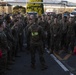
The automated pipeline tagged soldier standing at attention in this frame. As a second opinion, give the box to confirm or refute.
[60,15,68,51]
[26,15,35,53]
[27,16,47,70]
[3,15,15,68]
[66,17,75,53]
[0,19,9,73]
[50,17,61,54]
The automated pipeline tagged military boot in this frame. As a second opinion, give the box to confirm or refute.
[31,64,36,69]
[41,64,48,70]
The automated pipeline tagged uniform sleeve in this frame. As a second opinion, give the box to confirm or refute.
[57,23,61,35]
[26,27,32,51]
[27,27,31,43]
[1,33,9,50]
[39,26,46,42]
[50,24,53,36]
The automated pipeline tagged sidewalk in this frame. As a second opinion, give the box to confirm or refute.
[54,50,76,74]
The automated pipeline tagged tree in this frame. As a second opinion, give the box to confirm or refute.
[13,5,26,14]
[26,0,44,15]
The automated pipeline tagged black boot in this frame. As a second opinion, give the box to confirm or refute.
[49,50,53,54]
[41,64,48,70]
[31,64,36,69]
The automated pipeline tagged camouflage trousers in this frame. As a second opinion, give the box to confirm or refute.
[30,42,46,66]
[0,50,7,73]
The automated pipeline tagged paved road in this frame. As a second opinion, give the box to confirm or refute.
[53,50,76,75]
[4,51,70,75]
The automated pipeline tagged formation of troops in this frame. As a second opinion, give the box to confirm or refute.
[0,12,76,73]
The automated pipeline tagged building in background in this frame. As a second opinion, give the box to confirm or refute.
[0,2,12,14]
[0,0,76,14]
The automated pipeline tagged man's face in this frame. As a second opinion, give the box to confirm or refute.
[47,15,50,19]
[42,15,45,20]
[28,15,35,24]
[69,18,72,22]
[54,18,57,23]
[0,22,4,30]
[29,18,33,24]
[0,15,2,19]
[2,21,6,29]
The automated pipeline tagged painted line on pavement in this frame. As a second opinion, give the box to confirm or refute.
[53,51,63,60]
[46,49,75,74]
[46,48,69,71]
[50,54,69,71]
[70,72,74,75]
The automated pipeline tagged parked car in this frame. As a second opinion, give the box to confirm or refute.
[27,12,37,17]
[70,11,76,17]
[63,11,70,17]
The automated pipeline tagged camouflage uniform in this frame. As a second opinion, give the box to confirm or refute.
[4,23,15,64]
[38,20,50,48]
[60,19,68,50]
[27,23,47,70]
[0,30,8,73]
[50,20,61,53]
[12,22,19,57]
[66,21,75,53]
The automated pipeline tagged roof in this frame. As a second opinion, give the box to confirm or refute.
[67,2,76,7]
[0,1,76,7]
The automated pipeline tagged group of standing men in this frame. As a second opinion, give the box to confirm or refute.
[26,13,76,70]
[0,12,76,73]
[0,13,26,73]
